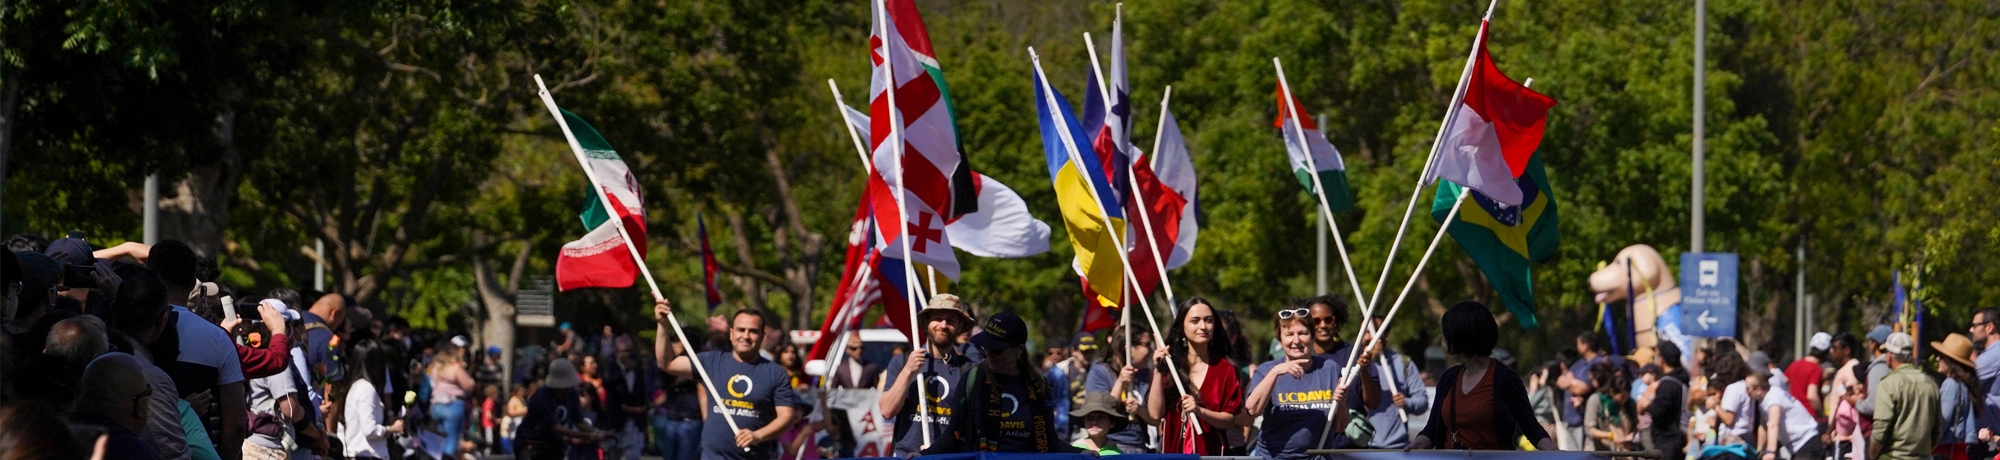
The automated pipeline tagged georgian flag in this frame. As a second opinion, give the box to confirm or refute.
[868,0,962,280]
[843,104,1053,258]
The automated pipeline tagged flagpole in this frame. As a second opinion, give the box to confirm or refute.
[1031,48,1200,435]
[1318,192,1468,446]
[1146,87,1183,312]
[534,75,748,447]
[1361,0,1495,325]
[1085,31,1140,398]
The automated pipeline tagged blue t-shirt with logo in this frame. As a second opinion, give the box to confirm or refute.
[1084,362,1152,448]
[884,350,976,456]
[697,351,802,460]
[1251,355,1366,459]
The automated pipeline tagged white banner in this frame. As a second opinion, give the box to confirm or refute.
[828,387,895,457]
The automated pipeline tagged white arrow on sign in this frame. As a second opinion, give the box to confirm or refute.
[1698,309,1719,330]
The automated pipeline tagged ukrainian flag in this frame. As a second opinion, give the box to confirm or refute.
[1432,154,1560,329]
[1033,57,1127,309]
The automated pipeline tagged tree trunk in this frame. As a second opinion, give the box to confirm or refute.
[0,66,19,227]
[472,234,531,394]
[161,88,245,256]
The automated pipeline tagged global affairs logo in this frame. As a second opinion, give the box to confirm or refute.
[729,374,754,398]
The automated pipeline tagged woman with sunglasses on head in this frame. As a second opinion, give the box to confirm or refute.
[1408,301,1554,452]
[1146,297,1245,455]
[1244,307,1362,460]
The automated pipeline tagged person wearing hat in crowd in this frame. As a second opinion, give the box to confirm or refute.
[1933,333,1981,459]
[1085,324,1157,454]
[1071,392,1129,455]
[1045,332,1097,438]
[1748,351,1784,391]
[655,299,804,460]
[1784,332,1831,422]
[951,311,1077,453]
[879,294,980,457]
[515,358,606,460]
[1245,306,1360,459]
[1858,324,1895,422]
[1870,332,1939,460]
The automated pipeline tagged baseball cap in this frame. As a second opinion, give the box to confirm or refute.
[970,312,1027,351]
[1809,332,1832,351]
[451,335,471,347]
[1881,332,1914,355]
[1746,351,1771,375]
[42,238,94,267]
[1073,333,1098,352]
[261,299,302,321]
[1867,325,1893,345]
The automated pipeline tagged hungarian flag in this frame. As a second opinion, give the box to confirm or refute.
[1274,81,1354,213]
[554,109,649,292]
[868,0,962,280]
[1422,17,1558,206]
[1033,51,1128,321]
[1127,102,1197,298]
[844,104,1053,258]
[697,214,723,311]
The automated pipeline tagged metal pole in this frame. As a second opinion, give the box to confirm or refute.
[143,173,159,245]
[315,239,326,291]
[1795,240,1804,355]
[1692,0,1707,253]
[1315,115,1328,296]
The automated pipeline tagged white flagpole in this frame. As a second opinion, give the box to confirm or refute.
[534,74,747,447]
[1084,31,1142,383]
[1360,0,1496,324]
[1142,86,1182,313]
[865,3,939,444]
[1030,48,1201,435]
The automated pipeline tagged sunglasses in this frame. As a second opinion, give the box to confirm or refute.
[1277,308,1311,320]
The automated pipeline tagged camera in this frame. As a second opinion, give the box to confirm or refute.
[62,264,98,289]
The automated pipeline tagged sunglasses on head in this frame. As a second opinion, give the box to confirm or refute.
[1277,308,1310,320]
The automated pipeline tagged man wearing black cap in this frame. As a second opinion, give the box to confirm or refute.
[880,294,980,457]
[953,311,1076,453]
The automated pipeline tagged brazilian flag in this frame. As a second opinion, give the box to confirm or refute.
[1431,154,1560,329]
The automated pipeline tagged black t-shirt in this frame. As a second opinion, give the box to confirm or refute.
[1647,370,1689,456]
[516,387,582,445]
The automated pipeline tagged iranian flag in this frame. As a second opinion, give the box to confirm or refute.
[553,109,649,292]
[1275,81,1355,213]
[1422,13,1557,206]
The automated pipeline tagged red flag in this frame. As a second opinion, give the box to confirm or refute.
[1078,277,1119,333]
[698,214,723,312]
[1423,19,1556,206]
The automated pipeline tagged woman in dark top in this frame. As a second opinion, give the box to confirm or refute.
[1410,301,1554,451]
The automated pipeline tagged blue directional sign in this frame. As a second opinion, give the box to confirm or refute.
[1679,252,1738,338]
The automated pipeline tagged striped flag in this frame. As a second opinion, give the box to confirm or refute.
[883,0,978,220]
[554,109,649,292]
[1422,15,1557,206]
[1033,52,1128,322]
[1274,83,1354,213]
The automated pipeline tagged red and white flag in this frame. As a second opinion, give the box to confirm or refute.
[868,0,962,280]
[1128,102,1197,299]
[1423,14,1557,206]
[844,104,1051,259]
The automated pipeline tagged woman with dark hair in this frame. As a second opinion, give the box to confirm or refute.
[1583,364,1637,451]
[1409,301,1553,451]
[1085,325,1157,453]
[1146,297,1244,455]
[1933,333,1980,458]
[338,340,403,459]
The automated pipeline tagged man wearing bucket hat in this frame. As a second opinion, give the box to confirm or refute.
[880,294,979,457]
[515,358,606,460]
[1070,392,1129,455]
[1869,332,1939,460]
[951,311,1077,453]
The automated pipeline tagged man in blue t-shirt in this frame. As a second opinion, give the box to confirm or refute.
[516,358,604,460]
[881,294,979,457]
[1357,315,1429,448]
[1084,325,1156,453]
[1555,331,1625,450]
[656,300,803,460]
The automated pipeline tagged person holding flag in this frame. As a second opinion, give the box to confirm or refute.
[655,302,806,460]
[880,294,980,457]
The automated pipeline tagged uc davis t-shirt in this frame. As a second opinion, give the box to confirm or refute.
[1250,355,1353,459]
[978,374,1045,452]
[885,351,976,456]
[698,351,802,460]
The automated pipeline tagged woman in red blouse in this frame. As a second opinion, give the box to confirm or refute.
[1146,297,1244,455]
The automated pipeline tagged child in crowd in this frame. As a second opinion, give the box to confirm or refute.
[1070,392,1128,456]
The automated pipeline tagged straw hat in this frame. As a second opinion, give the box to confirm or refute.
[1931,333,1977,368]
